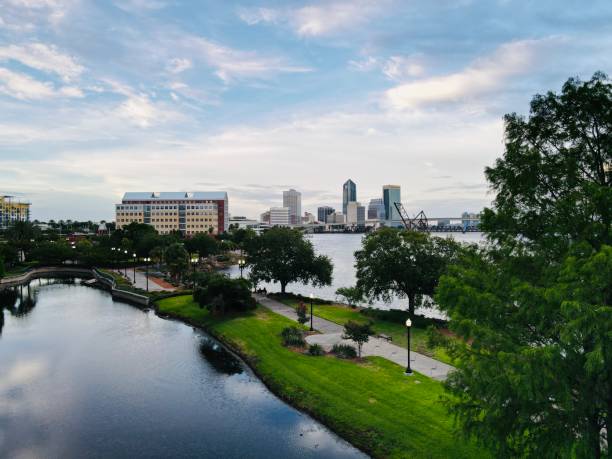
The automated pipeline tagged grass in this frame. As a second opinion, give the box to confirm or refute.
[156,295,486,459]
[276,297,454,365]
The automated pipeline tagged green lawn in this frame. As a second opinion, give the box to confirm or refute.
[156,295,486,459]
[276,297,453,365]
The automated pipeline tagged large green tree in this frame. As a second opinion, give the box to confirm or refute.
[355,228,458,317]
[164,243,189,281]
[246,227,332,294]
[436,73,612,458]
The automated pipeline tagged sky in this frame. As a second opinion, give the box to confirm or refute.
[1,0,611,222]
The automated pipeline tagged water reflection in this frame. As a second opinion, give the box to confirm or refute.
[199,336,243,376]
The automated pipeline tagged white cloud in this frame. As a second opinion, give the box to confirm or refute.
[0,43,84,82]
[7,0,72,25]
[166,57,192,74]
[0,67,55,99]
[382,56,425,81]
[238,1,386,37]
[185,37,311,82]
[114,0,167,11]
[385,38,559,110]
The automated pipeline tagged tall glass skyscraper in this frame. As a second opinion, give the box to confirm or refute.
[342,179,356,215]
[383,185,401,221]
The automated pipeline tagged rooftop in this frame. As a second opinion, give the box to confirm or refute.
[122,191,228,201]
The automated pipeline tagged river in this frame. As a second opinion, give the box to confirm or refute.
[224,232,484,317]
[0,279,366,459]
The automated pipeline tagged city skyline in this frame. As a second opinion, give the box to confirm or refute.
[1,1,611,221]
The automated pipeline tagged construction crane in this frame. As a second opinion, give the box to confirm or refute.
[394,202,429,231]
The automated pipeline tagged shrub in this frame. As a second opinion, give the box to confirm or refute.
[193,273,255,315]
[307,343,325,356]
[426,325,450,348]
[331,343,357,359]
[296,301,308,325]
[342,320,374,357]
[281,326,306,347]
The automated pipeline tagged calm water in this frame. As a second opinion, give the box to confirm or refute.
[0,280,366,459]
[226,232,484,317]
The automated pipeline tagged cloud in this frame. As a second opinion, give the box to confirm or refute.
[166,57,192,74]
[349,54,425,80]
[384,38,560,110]
[6,0,73,25]
[184,37,311,82]
[0,43,84,82]
[0,67,84,100]
[114,0,167,12]
[238,1,386,37]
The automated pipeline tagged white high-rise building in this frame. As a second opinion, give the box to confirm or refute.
[282,189,301,225]
[346,201,366,225]
[269,207,290,226]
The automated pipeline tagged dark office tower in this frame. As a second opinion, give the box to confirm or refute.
[317,206,335,223]
[342,179,356,215]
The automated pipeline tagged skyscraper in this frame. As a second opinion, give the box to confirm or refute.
[282,189,301,225]
[383,185,401,221]
[346,201,366,226]
[367,198,385,221]
[317,206,335,223]
[342,179,356,215]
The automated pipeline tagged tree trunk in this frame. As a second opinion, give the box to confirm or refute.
[408,292,416,318]
[281,282,287,294]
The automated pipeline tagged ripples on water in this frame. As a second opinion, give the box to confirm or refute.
[0,281,366,458]
[225,232,484,318]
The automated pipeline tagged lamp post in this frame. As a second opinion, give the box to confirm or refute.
[144,257,150,291]
[123,250,128,277]
[111,247,116,269]
[309,293,314,331]
[238,258,245,278]
[191,256,198,289]
[132,253,137,284]
[405,318,413,375]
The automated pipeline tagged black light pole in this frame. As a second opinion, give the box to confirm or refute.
[124,250,128,277]
[405,318,413,375]
[309,293,314,331]
[132,253,137,284]
[191,256,198,289]
[238,259,245,278]
[144,257,150,291]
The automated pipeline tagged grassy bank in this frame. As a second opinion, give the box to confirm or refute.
[156,295,485,459]
[274,295,453,365]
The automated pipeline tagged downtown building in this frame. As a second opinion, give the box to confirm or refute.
[367,198,385,221]
[0,196,30,230]
[282,189,302,225]
[342,179,356,215]
[317,206,335,223]
[269,207,290,226]
[115,192,229,235]
[346,201,366,226]
[383,185,402,222]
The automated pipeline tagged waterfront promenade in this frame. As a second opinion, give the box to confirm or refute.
[255,294,454,380]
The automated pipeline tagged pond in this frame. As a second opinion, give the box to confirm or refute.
[0,279,366,459]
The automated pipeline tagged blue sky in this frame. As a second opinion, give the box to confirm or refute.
[1,0,611,221]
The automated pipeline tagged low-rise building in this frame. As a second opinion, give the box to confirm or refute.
[229,216,259,229]
[269,207,290,227]
[115,191,229,235]
[327,212,345,224]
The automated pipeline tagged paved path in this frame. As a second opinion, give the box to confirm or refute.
[255,294,454,381]
[112,269,176,292]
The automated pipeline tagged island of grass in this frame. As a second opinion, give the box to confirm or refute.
[272,294,454,365]
[156,294,486,459]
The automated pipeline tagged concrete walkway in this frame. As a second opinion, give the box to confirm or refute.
[112,268,176,292]
[254,294,454,381]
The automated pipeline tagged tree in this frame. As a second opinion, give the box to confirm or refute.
[342,320,373,358]
[482,71,612,260]
[355,228,458,317]
[335,286,363,308]
[164,243,188,281]
[436,74,612,458]
[194,273,255,315]
[246,227,333,294]
[0,256,5,279]
[296,301,308,325]
[185,233,219,259]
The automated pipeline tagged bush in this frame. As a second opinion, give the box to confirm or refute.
[426,325,450,348]
[331,343,357,359]
[193,272,255,315]
[281,326,306,347]
[307,343,325,356]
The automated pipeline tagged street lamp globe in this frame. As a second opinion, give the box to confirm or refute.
[405,318,412,328]
[309,293,314,299]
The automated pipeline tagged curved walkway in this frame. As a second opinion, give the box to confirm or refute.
[255,294,454,381]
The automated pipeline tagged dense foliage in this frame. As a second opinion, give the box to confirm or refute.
[355,228,459,316]
[246,227,333,293]
[436,73,612,458]
[193,273,255,315]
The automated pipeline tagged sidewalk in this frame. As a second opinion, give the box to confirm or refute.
[112,268,176,292]
[255,294,454,381]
